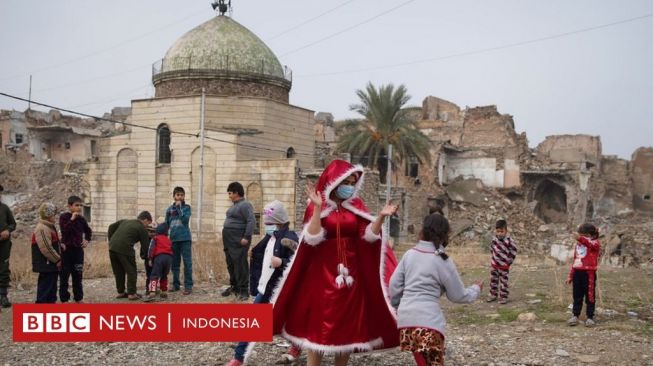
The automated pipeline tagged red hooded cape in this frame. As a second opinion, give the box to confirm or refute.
[269,160,399,354]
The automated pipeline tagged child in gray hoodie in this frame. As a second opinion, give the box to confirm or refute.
[390,213,483,366]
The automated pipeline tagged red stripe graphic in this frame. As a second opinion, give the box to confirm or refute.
[13,303,272,342]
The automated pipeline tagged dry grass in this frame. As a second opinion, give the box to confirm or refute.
[9,238,229,289]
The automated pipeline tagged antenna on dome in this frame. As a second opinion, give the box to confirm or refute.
[211,0,232,16]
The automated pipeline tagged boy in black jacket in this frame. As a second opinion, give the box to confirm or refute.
[59,195,92,303]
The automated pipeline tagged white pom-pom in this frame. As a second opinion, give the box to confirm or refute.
[340,266,349,276]
[337,263,345,273]
[345,276,354,287]
[335,275,344,288]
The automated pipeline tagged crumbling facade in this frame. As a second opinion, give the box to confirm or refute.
[0,109,117,162]
[326,95,651,266]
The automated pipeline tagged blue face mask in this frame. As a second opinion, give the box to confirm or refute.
[336,184,355,200]
[265,224,278,236]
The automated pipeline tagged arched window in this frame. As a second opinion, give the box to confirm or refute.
[286,147,296,158]
[157,124,171,164]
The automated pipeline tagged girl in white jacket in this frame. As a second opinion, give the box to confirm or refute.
[390,213,483,366]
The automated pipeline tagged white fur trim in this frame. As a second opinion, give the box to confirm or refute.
[320,165,365,218]
[379,232,398,321]
[243,341,256,363]
[342,200,376,222]
[269,231,306,305]
[301,227,326,246]
[363,222,381,243]
[282,328,383,355]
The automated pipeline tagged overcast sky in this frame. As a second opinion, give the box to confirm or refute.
[1,0,651,158]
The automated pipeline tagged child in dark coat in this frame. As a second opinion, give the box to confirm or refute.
[225,200,299,366]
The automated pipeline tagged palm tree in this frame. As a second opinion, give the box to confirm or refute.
[336,82,432,182]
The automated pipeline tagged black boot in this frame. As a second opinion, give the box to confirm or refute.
[0,287,10,308]
[0,295,11,308]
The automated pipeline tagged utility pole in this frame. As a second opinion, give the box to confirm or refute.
[198,88,206,242]
[384,144,393,247]
[28,75,32,110]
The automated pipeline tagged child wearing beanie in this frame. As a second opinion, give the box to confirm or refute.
[225,200,299,366]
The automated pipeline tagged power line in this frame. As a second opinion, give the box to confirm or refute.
[296,12,653,78]
[279,0,419,57]
[16,2,357,94]
[66,84,152,110]
[266,0,357,41]
[0,91,323,158]
[0,7,209,82]
[33,64,150,93]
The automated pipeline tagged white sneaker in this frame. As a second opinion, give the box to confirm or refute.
[585,318,596,327]
[567,316,579,326]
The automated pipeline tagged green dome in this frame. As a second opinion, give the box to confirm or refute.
[160,15,285,78]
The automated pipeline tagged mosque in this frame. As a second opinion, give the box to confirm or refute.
[87,3,315,238]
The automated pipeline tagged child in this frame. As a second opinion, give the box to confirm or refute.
[390,213,482,366]
[165,187,193,295]
[0,184,17,308]
[225,200,298,366]
[566,223,601,327]
[58,195,92,303]
[487,219,518,304]
[144,223,156,295]
[31,203,62,304]
[145,223,173,302]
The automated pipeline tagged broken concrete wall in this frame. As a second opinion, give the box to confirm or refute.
[419,120,463,145]
[314,112,337,168]
[421,96,462,123]
[595,156,633,217]
[536,134,602,165]
[460,106,520,148]
[631,147,653,212]
[314,112,336,143]
[445,156,500,187]
[28,130,97,163]
[0,110,28,150]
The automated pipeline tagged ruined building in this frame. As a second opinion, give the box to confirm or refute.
[314,94,652,265]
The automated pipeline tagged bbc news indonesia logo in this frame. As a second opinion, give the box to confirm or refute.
[13,304,272,342]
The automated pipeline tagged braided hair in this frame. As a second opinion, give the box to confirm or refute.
[421,213,450,260]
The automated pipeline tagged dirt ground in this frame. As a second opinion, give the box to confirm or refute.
[0,257,651,366]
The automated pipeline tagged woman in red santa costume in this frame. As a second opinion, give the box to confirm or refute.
[270,159,399,366]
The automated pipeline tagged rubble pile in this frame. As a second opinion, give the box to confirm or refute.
[1,152,88,240]
[441,177,653,265]
[10,174,87,240]
[444,178,558,253]
[595,212,653,267]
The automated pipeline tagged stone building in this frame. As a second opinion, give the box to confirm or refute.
[0,110,27,152]
[86,14,315,239]
[0,109,117,162]
[631,147,653,212]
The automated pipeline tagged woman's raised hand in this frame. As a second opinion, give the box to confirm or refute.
[379,202,398,217]
[305,182,322,208]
